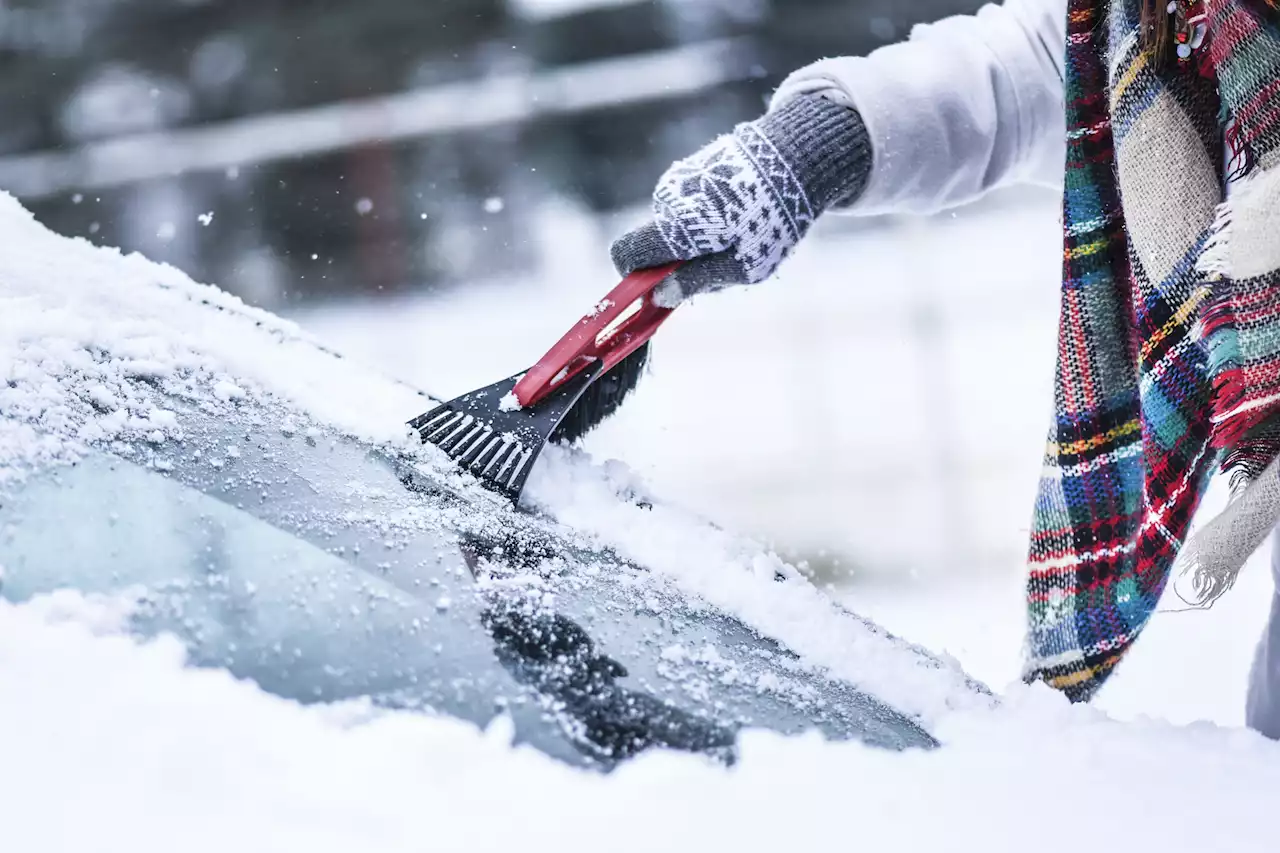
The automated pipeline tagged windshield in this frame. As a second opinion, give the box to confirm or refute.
[0,399,936,765]
[1,451,506,712]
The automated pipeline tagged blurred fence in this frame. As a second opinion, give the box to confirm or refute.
[0,0,983,308]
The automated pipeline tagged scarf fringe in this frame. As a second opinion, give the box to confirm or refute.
[1196,195,1252,449]
[1180,160,1280,606]
[1225,424,1280,488]
[1175,446,1280,608]
[1194,165,1280,449]
[1197,198,1234,280]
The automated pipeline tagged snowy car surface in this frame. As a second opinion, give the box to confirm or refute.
[0,194,987,768]
[0,385,955,766]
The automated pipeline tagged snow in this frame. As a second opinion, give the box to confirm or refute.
[6,592,1280,853]
[3,185,1280,849]
[0,190,426,486]
[525,444,989,724]
[847,538,1277,729]
[0,179,972,711]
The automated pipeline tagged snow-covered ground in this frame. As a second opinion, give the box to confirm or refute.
[4,187,1280,851]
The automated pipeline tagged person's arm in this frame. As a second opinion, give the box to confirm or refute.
[776,0,1066,216]
[612,0,1067,303]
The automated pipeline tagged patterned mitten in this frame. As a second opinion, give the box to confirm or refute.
[611,93,872,306]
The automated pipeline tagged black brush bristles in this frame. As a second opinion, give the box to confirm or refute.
[550,342,650,446]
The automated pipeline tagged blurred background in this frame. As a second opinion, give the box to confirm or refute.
[0,0,1064,601]
[0,0,999,302]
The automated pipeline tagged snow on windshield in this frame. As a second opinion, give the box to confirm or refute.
[0,188,983,725]
[0,192,425,484]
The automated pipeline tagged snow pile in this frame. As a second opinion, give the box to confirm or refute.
[5,593,1280,853]
[524,444,990,724]
[0,192,426,483]
[847,543,1278,725]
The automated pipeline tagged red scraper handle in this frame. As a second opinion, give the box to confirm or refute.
[514,262,682,409]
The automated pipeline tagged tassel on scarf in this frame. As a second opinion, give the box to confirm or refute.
[1174,451,1280,608]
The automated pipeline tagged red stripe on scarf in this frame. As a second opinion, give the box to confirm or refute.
[1234,79,1280,146]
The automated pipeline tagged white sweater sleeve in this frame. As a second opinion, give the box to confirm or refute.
[772,0,1067,216]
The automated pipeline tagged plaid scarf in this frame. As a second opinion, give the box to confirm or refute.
[1023,0,1280,701]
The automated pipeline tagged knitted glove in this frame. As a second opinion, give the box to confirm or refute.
[611,93,872,307]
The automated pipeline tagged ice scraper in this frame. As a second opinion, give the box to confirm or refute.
[409,262,681,501]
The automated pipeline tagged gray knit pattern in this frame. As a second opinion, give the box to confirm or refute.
[611,94,872,305]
